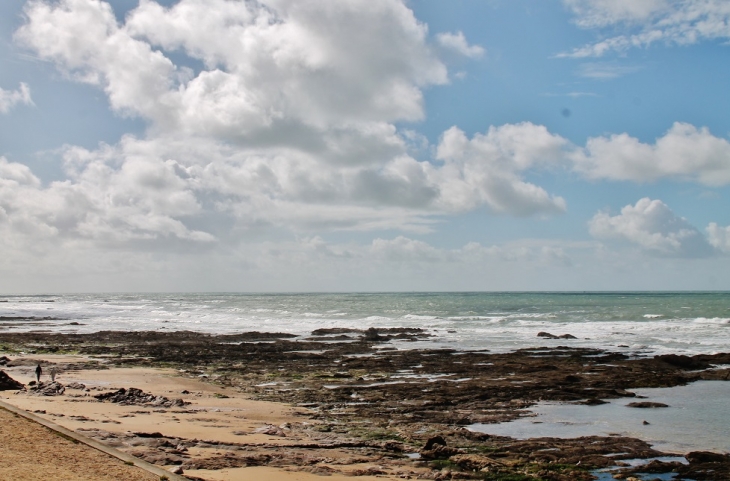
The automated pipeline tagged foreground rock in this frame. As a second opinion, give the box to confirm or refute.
[94,387,188,408]
[28,381,65,396]
[0,370,24,390]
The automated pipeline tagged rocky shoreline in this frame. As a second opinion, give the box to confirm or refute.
[1,328,729,480]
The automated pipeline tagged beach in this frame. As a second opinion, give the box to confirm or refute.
[0,351,416,481]
[0,402,164,481]
[1,329,729,480]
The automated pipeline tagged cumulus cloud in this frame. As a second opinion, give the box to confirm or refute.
[434,123,569,216]
[4,0,569,253]
[0,153,215,246]
[574,122,730,185]
[560,0,730,57]
[589,198,713,257]
[707,223,730,253]
[436,31,485,58]
[16,0,447,137]
[0,83,33,113]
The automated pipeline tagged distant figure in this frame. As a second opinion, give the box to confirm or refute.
[50,367,57,382]
[35,364,42,383]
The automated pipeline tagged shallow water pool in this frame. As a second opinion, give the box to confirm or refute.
[470,381,730,453]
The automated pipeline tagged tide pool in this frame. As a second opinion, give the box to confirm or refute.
[470,381,730,454]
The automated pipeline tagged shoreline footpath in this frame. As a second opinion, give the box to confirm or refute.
[1,329,730,480]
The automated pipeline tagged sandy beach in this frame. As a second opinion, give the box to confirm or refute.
[0,403,163,481]
[0,353,423,481]
[2,329,730,480]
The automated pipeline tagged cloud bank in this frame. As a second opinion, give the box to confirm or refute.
[5,0,565,248]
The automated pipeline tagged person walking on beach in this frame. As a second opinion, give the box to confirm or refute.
[50,367,57,382]
[35,364,42,383]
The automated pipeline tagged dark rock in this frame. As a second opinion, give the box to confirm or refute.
[449,454,503,470]
[613,389,636,397]
[311,328,361,336]
[0,356,10,366]
[0,370,24,390]
[423,435,447,450]
[656,354,710,370]
[420,444,464,459]
[381,441,405,452]
[581,398,608,405]
[685,451,727,464]
[537,332,577,340]
[626,402,669,408]
[29,381,64,396]
[181,454,272,470]
[130,449,185,466]
[66,382,86,390]
[363,327,383,341]
[94,387,189,408]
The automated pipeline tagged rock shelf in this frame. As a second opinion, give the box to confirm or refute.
[1,329,729,480]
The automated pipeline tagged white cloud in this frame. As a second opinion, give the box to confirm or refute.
[0,83,33,113]
[574,122,730,185]
[707,223,730,253]
[563,0,670,28]
[589,198,713,257]
[436,31,485,58]
[0,152,214,246]
[16,0,447,136]
[434,123,569,216]
[560,0,730,57]
[6,0,572,251]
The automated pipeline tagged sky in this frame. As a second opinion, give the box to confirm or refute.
[1,0,730,293]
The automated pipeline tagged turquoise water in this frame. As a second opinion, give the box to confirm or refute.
[1,291,729,355]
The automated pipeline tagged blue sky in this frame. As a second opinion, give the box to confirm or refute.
[1,0,730,292]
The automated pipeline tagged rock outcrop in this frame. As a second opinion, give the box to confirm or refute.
[0,370,23,390]
[94,387,188,407]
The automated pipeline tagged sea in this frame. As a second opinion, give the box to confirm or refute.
[2,291,730,455]
[1,291,728,356]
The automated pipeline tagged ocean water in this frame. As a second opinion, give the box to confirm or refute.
[1,292,728,356]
